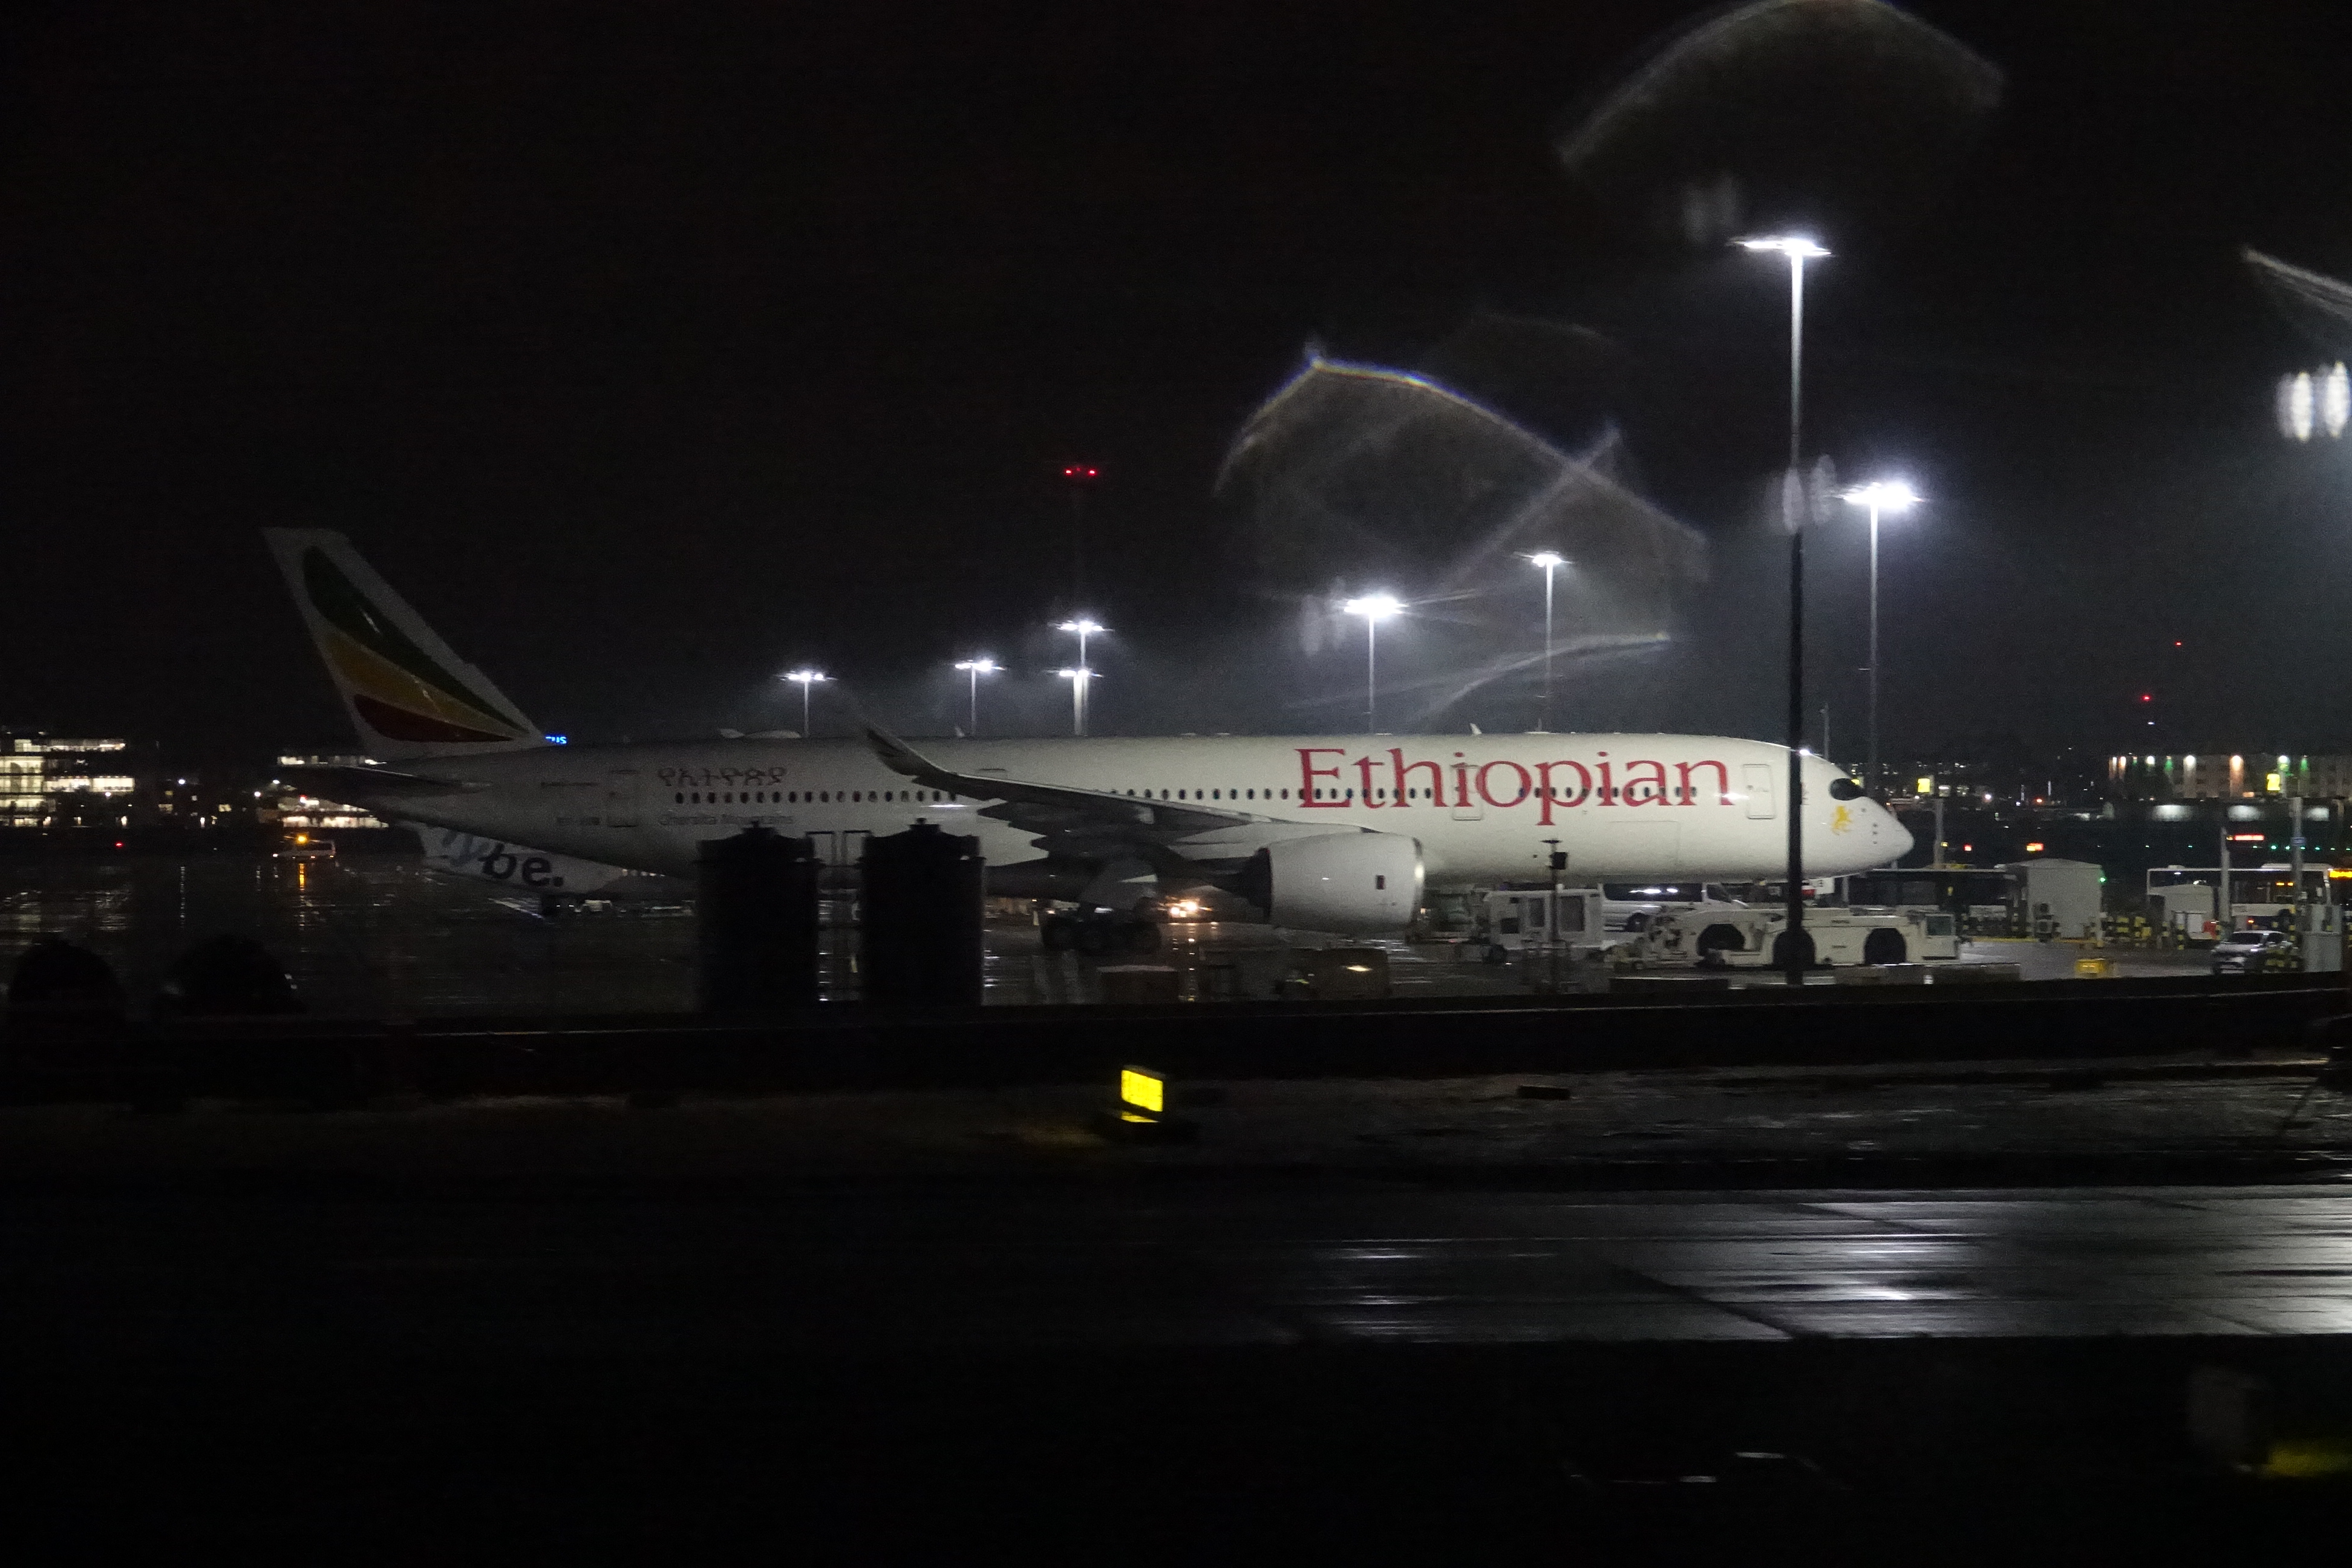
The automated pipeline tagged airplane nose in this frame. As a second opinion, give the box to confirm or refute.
[1879,804,1914,858]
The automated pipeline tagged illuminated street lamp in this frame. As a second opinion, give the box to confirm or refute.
[952,658,999,735]
[1524,551,1567,732]
[783,668,828,736]
[2279,362,2350,440]
[1342,593,1403,733]
[1054,619,1104,735]
[1838,479,1921,796]
[1739,232,1829,987]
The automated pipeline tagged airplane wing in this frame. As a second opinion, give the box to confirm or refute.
[282,763,489,802]
[861,725,1262,854]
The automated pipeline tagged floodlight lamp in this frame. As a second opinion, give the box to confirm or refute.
[1736,235,1829,258]
[1055,667,1093,681]
[2281,371,2316,441]
[1526,550,1567,570]
[1841,480,1922,512]
[1342,593,1403,621]
[953,658,999,674]
[1056,618,1105,636]
[783,668,827,686]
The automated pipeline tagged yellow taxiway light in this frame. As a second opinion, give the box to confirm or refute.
[1119,1066,1165,1122]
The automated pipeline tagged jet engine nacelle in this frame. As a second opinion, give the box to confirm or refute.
[1236,831,1422,934]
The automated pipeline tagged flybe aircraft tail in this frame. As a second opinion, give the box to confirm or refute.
[264,529,546,762]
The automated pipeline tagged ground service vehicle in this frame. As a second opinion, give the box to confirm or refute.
[2211,927,2298,975]
[1478,887,1608,957]
[1596,881,1745,932]
[1643,905,1961,969]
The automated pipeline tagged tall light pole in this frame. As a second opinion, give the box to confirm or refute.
[1838,479,1921,797]
[1526,551,1566,732]
[1740,232,1829,987]
[1342,593,1403,733]
[1054,619,1103,736]
[1060,464,1100,606]
[952,658,998,735]
[783,668,828,736]
[1054,668,1094,736]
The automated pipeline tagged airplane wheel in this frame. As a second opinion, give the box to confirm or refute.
[1041,915,1077,952]
[1695,924,1744,965]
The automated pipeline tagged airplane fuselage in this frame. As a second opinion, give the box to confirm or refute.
[364,732,1910,895]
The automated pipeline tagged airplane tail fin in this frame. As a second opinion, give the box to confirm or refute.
[264,529,546,762]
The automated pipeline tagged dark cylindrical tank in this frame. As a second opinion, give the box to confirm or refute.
[157,935,303,1016]
[697,827,822,1012]
[860,823,985,1006]
[7,935,126,1027]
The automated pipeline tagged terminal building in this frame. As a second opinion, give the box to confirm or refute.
[2107,753,2352,801]
[0,736,139,828]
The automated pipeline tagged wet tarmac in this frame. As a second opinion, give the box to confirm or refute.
[0,853,2224,1016]
[1,1055,2349,1352]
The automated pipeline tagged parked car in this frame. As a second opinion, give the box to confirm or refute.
[2211,927,2296,975]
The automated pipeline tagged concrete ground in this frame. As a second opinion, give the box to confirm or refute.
[0,853,2268,1015]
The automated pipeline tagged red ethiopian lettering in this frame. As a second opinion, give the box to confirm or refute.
[1621,759,1668,806]
[1296,747,1348,808]
[1535,760,1591,825]
[1476,760,1531,808]
[1451,753,1472,808]
[1677,759,1731,806]
[1353,755,1384,806]
[1390,748,1443,806]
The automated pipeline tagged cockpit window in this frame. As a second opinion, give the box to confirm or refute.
[1828,777,1866,800]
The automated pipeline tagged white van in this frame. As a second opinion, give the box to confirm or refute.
[1597,881,1747,933]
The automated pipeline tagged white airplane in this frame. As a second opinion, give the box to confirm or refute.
[265,530,1910,942]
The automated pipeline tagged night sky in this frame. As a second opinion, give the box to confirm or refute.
[10,1,2352,767]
